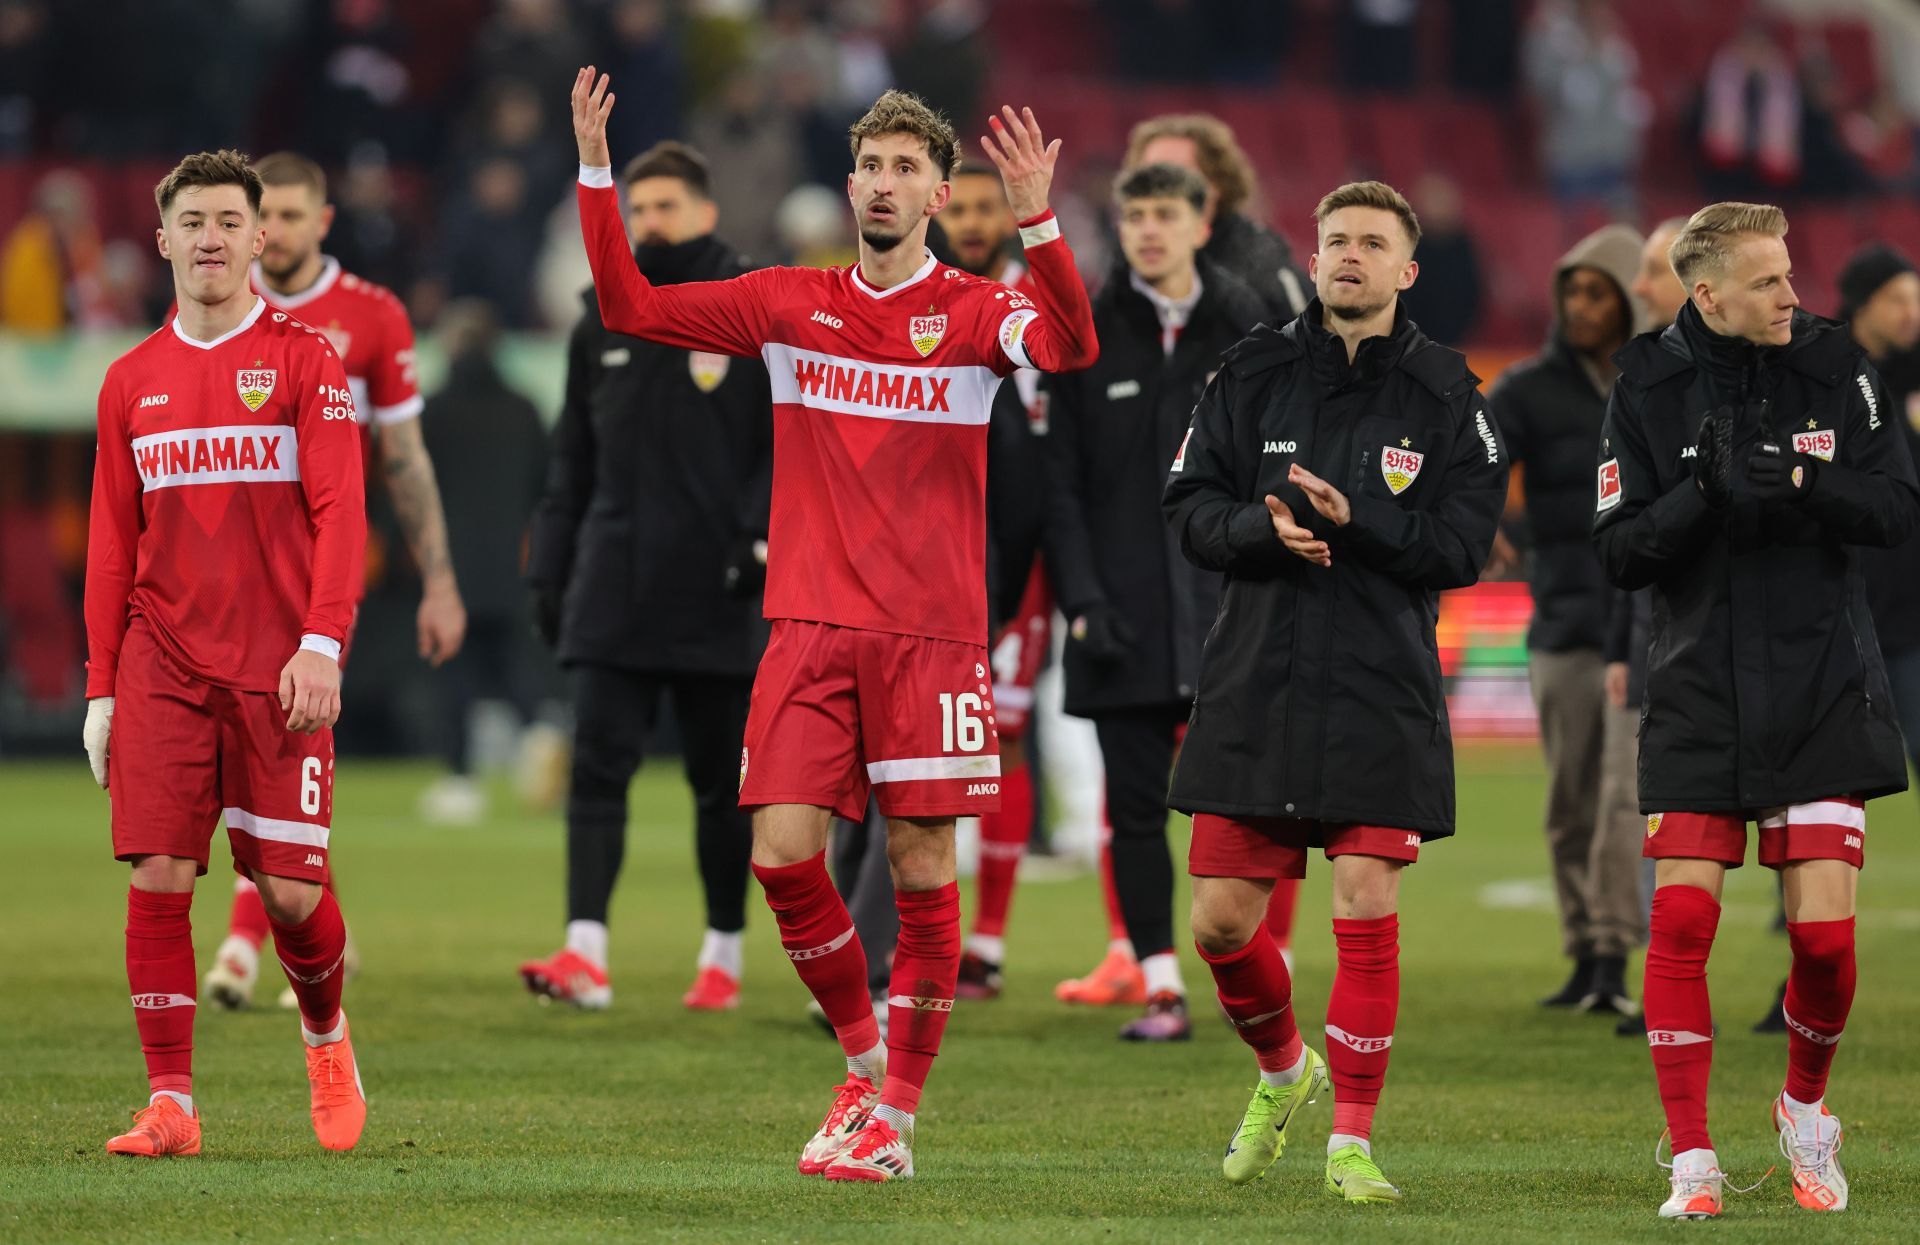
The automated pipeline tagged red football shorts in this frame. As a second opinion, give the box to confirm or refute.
[989,565,1053,738]
[740,619,1001,823]
[1642,798,1866,870]
[108,619,335,883]
[1189,813,1423,880]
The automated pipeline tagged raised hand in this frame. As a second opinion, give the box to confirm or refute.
[1287,463,1352,528]
[1266,494,1331,567]
[571,67,614,168]
[979,106,1061,222]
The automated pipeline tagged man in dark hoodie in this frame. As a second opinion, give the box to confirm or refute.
[1594,202,1918,1218]
[1490,223,1646,1017]
[520,141,773,1015]
[1041,162,1266,1042]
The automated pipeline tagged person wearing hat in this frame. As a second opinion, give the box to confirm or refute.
[1489,222,1649,1017]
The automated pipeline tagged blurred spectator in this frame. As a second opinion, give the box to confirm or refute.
[429,157,545,327]
[1796,55,1874,198]
[1399,174,1483,345]
[0,170,129,331]
[325,153,418,297]
[1450,0,1519,99]
[1698,20,1800,196]
[599,0,688,165]
[775,184,856,268]
[688,73,801,259]
[0,0,49,155]
[828,0,896,113]
[457,78,571,216]
[1524,0,1647,212]
[470,0,586,140]
[301,0,424,164]
[1340,0,1418,94]
[417,300,548,821]
[890,0,986,127]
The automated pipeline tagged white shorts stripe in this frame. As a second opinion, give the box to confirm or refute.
[1324,1022,1393,1053]
[865,755,1002,784]
[224,807,330,849]
[131,992,196,1010]
[787,926,855,962]
[1787,800,1867,831]
[1647,1028,1713,1047]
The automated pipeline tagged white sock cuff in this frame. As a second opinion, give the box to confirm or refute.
[566,920,609,970]
[301,1012,346,1046]
[1328,1132,1371,1157]
[151,1090,194,1114]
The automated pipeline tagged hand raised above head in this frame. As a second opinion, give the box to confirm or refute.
[571,67,614,168]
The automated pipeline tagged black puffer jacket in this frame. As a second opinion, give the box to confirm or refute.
[1163,303,1508,835]
[1204,211,1310,323]
[1592,303,1920,810]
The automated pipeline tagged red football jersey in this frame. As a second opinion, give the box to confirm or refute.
[576,169,1096,645]
[252,256,422,436]
[85,298,367,696]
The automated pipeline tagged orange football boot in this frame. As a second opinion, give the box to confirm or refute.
[106,1096,201,1157]
[305,1014,367,1151]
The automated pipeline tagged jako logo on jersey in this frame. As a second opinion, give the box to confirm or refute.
[236,368,276,412]
[791,358,953,412]
[1381,445,1424,495]
[910,314,947,357]
[1597,459,1623,512]
[1679,445,1698,459]
[1793,427,1837,462]
[810,310,844,330]
[1857,373,1881,429]
[130,425,299,491]
[304,853,324,867]
[138,394,169,408]
[966,782,999,796]
[1263,440,1297,454]
[689,352,730,393]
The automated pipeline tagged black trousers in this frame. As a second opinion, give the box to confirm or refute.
[1092,704,1189,962]
[565,664,753,933]
[437,613,542,774]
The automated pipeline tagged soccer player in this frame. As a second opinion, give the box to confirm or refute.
[1595,204,1919,1218]
[85,150,369,1156]
[571,69,1096,1181]
[1164,181,1507,1202]
[202,150,466,1012]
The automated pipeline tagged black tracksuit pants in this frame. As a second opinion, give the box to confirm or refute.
[1092,704,1189,962]
[565,664,753,933]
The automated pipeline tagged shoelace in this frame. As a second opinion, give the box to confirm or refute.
[1654,1129,1773,1197]
[128,1102,188,1144]
[1777,1114,1842,1177]
[825,1079,873,1131]
[1233,1083,1287,1147]
[847,1118,899,1160]
[312,1042,354,1093]
[1332,1148,1389,1184]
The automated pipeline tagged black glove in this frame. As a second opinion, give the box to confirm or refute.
[531,585,563,648]
[1746,439,1818,505]
[1693,414,1734,509]
[1068,602,1136,662]
[723,535,769,598]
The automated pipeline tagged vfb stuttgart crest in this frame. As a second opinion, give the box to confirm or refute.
[1792,427,1837,462]
[909,314,947,358]
[689,352,730,393]
[1380,445,1424,495]
[236,368,277,412]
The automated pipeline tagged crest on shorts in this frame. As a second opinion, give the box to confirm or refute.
[1380,445,1424,495]
[1792,427,1836,462]
[1646,813,1663,838]
[689,352,729,393]
[909,314,947,358]
[236,367,276,412]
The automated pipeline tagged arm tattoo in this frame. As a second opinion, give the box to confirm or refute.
[380,419,456,584]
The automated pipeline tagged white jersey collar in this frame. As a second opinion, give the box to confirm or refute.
[850,249,938,300]
[254,255,342,310]
[171,296,267,350]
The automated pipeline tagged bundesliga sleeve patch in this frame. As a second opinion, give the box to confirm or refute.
[1171,426,1193,473]
[997,308,1039,371]
[1597,458,1622,512]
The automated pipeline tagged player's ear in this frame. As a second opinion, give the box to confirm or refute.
[318,202,336,241]
[696,198,718,233]
[1306,251,1319,282]
[928,179,951,217]
[1399,258,1419,292]
[155,226,170,261]
[250,223,266,259]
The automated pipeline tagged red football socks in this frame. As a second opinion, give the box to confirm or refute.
[1199,932,1303,1073]
[1644,885,1719,1153]
[1265,877,1300,951]
[1326,914,1399,1139]
[270,886,348,1035]
[972,763,1032,940]
[228,877,273,951]
[1783,917,1855,1104]
[126,887,196,1097]
[754,853,880,1058]
[881,883,961,1115]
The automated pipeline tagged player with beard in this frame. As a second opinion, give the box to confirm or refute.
[200,152,466,1014]
[572,71,1096,1181]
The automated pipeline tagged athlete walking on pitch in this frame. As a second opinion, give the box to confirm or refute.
[571,69,1096,1181]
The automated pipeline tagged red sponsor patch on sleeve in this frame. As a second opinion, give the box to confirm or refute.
[1597,458,1622,512]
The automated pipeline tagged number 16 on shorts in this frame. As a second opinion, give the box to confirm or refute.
[939,691,991,753]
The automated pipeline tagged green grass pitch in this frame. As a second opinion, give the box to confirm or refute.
[3,747,1917,1242]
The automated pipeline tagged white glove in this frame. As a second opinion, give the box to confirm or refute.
[83,696,114,789]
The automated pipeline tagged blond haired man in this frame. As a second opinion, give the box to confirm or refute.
[1594,203,1919,1218]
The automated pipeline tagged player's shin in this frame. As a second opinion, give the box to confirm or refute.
[971,763,1032,946]
[271,886,349,1036]
[1200,933,1304,1075]
[1326,915,1399,1147]
[228,877,273,950]
[1782,917,1855,1106]
[754,853,882,1068]
[1644,886,1720,1155]
[126,887,197,1105]
[880,883,962,1122]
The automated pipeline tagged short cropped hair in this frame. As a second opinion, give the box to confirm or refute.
[1668,202,1788,287]
[1124,114,1256,216]
[622,141,712,199]
[154,149,262,219]
[848,90,960,178]
[254,151,327,202]
[1113,162,1209,214]
[1314,180,1421,251]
